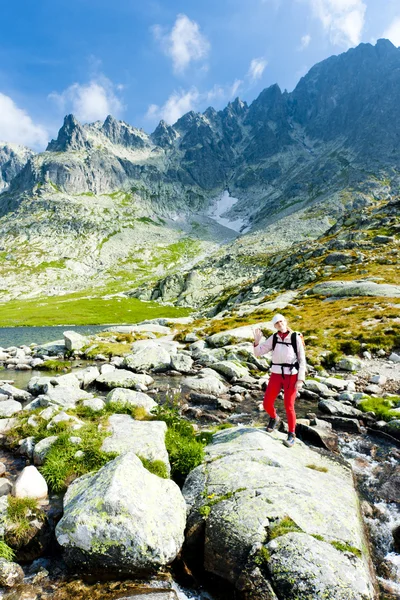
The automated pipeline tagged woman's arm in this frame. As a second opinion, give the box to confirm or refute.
[296,334,307,383]
[253,328,274,357]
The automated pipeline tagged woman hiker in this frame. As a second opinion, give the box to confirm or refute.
[253,313,306,447]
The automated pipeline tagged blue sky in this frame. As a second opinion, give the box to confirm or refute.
[1,0,399,150]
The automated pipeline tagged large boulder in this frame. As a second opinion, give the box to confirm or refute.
[310,280,400,298]
[267,532,373,600]
[33,436,58,466]
[318,399,363,419]
[336,357,362,372]
[182,427,374,599]
[123,342,172,372]
[105,388,157,415]
[0,401,22,418]
[56,451,186,575]
[0,559,24,588]
[211,361,249,380]
[63,331,88,351]
[207,322,273,348]
[181,373,228,396]
[95,369,154,391]
[0,384,32,402]
[42,385,93,409]
[101,414,169,473]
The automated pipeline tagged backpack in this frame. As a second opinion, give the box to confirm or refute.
[271,331,305,374]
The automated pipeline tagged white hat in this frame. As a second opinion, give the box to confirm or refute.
[272,313,285,326]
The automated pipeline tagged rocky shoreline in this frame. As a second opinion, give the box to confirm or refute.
[0,318,398,599]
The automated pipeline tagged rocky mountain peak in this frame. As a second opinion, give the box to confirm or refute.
[0,143,35,193]
[151,120,177,148]
[101,115,148,149]
[46,114,90,152]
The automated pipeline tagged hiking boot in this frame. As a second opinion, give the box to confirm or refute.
[283,432,296,448]
[266,415,281,432]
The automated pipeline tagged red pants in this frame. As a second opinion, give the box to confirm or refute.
[263,373,297,433]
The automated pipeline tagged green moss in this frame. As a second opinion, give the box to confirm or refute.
[311,534,325,541]
[0,540,15,561]
[269,516,303,540]
[358,396,400,422]
[199,505,211,517]
[306,464,328,473]
[330,540,362,558]
[83,341,132,359]
[137,456,169,479]
[253,546,271,566]
[37,359,70,371]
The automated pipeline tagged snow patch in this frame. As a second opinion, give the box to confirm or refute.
[208,190,247,233]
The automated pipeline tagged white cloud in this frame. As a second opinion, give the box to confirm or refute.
[300,34,311,49]
[248,57,268,82]
[382,16,400,47]
[153,14,210,74]
[308,0,366,47]
[146,79,244,125]
[49,76,123,123]
[146,88,200,124]
[0,93,48,149]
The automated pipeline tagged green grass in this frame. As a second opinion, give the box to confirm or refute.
[306,464,328,473]
[138,456,169,479]
[39,426,117,492]
[0,293,191,327]
[269,516,303,540]
[37,359,70,372]
[0,540,15,561]
[6,497,45,547]
[358,396,400,422]
[151,400,205,485]
[253,546,271,566]
[330,540,362,558]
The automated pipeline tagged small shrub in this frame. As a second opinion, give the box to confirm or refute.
[138,456,169,479]
[306,464,328,473]
[311,534,325,541]
[269,516,303,540]
[0,540,15,561]
[338,340,361,355]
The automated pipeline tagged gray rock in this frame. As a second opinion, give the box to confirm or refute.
[44,385,93,408]
[13,466,48,499]
[369,374,387,385]
[336,357,362,372]
[63,331,88,351]
[182,374,228,396]
[56,450,186,575]
[105,388,157,415]
[267,532,373,600]
[207,323,273,348]
[310,280,400,298]
[170,353,194,373]
[27,376,53,395]
[304,380,330,395]
[296,422,338,452]
[364,384,382,395]
[389,352,400,363]
[75,366,100,388]
[101,414,169,473]
[82,397,106,412]
[47,412,84,430]
[18,437,35,460]
[0,478,12,496]
[33,436,58,466]
[96,369,154,391]
[318,399,363,418]
[0,418,18,433]
[211,360,249,380]
[39,406,60,420]
[0,400,22,417]
[123,344,172,372]
[183,427,373,597]
[383,420,400,441]
[0,559,24,588]
[101,363,116,374]
[0,383,31,401]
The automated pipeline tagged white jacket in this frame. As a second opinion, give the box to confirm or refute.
[254,331,306,381]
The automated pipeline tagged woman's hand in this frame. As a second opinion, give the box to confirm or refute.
[295,380,304,391]
[253,327,263,346]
